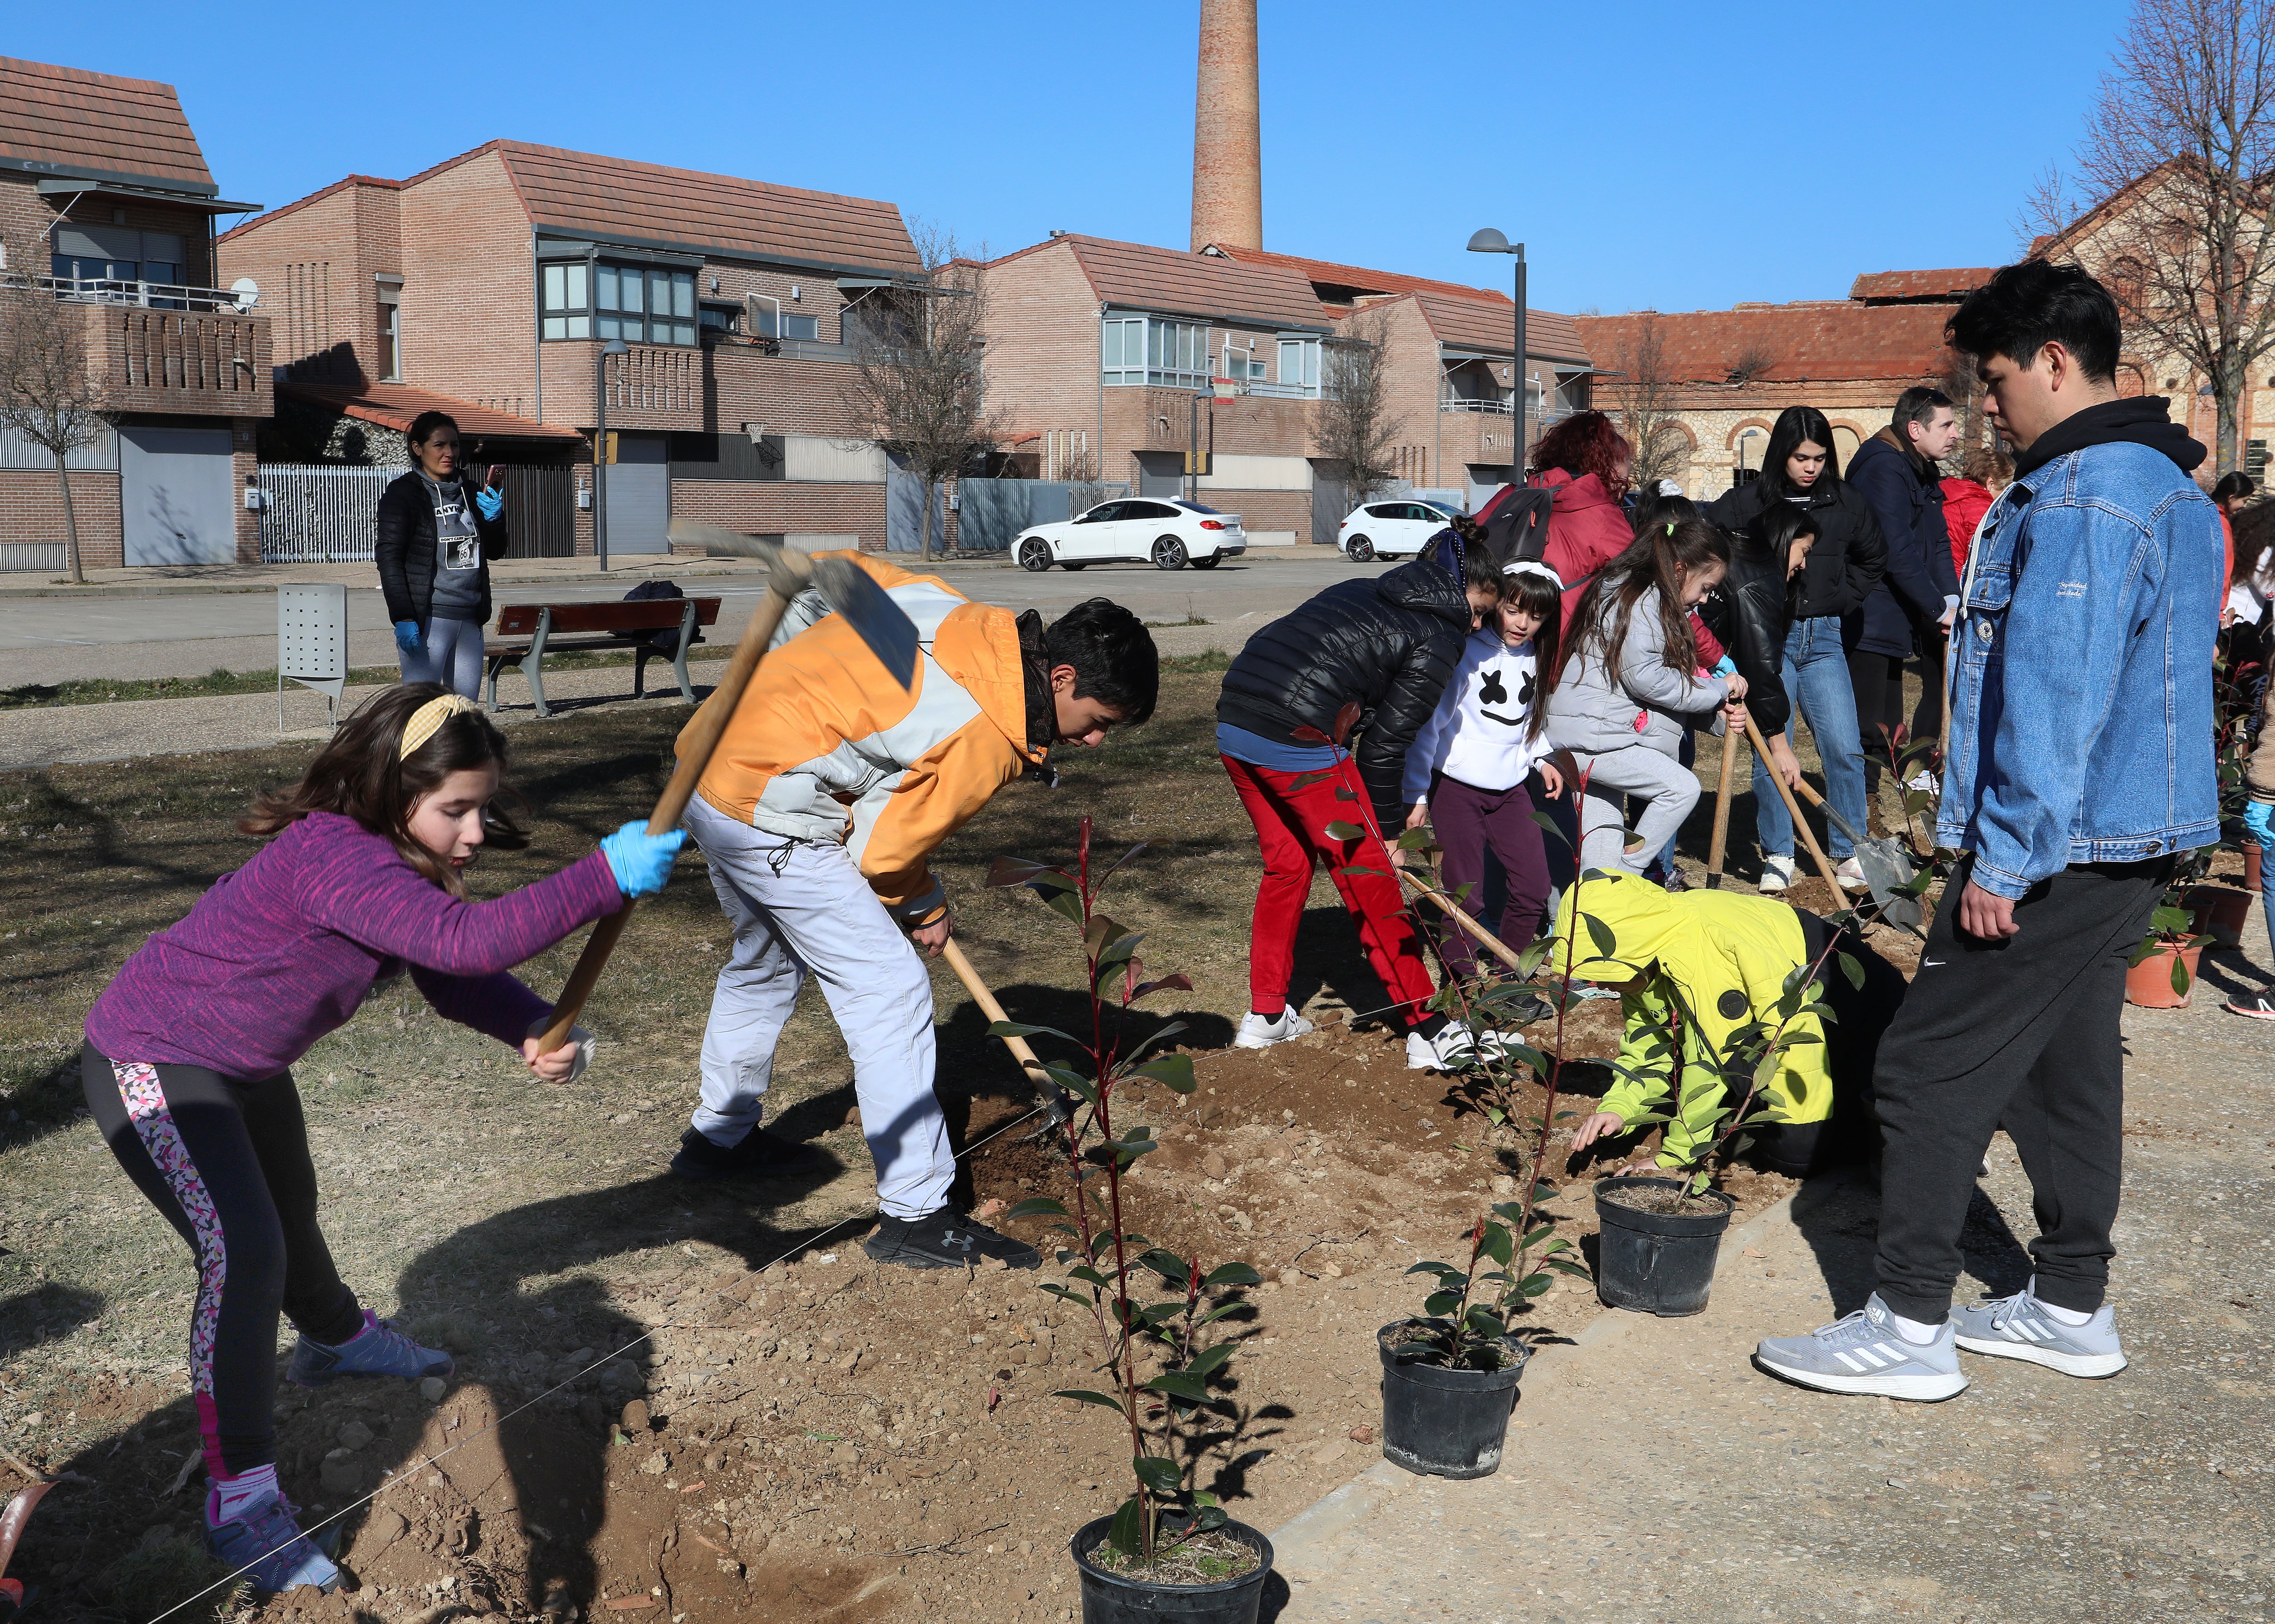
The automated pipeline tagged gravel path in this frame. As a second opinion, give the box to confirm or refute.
[1267,921,2275,1623]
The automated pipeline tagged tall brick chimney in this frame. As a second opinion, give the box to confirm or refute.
[1191,0,1262,253]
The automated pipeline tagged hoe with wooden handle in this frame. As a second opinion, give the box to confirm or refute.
[1704,726,1741,889]
[531,528,920,1058]
[1740,713,1845,897]
[941,937,1075,1129]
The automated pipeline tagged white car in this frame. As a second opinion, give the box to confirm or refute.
[1338,498,1463,562]
[1014,498,1246,572]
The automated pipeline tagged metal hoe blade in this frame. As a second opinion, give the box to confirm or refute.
[1805,793,1923,933]
[667,522,919,690]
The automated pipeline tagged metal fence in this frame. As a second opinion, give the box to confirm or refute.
[259,466,390,562]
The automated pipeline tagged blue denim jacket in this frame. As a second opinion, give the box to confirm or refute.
[1940,441,2221,899]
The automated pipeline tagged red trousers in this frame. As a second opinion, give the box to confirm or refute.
[1221,753,1438,1029]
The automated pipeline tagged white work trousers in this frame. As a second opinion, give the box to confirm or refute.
[684,794,952,1220]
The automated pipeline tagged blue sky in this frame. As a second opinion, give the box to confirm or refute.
[16,0,2132,314]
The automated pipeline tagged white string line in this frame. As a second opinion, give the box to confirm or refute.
[145,1101,1048,1624]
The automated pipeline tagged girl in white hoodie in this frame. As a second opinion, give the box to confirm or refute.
[1403,562,1567,975]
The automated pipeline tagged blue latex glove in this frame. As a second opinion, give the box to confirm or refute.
[600,821,687,897]
[2245,799,2275,847]
[394,619,422,654]
[474,486,504,521]
[1712,656,1737,678]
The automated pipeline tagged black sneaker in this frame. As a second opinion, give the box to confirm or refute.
[863,1207,1041,1271]
[669,1126,830,1181]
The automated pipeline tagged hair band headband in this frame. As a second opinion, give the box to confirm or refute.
[1504,560,1564,590]
[399,693,479,759]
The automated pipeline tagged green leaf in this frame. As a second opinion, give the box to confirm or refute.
[1202,1261,1263,1287]
[1107,1494,1146,1558]
[1517,1271,1552,1298]
[1138,1247,1190,1284]
[1129,1054,1198,1095]
[1480,1223,1514,1267]
[1838,951,1865,991]
[1333,865,1390,880]
[1395,827,1434,850]
[1323,820,1369,841]
[1464,1303,1507,1339]
[1132,1455,1183,1496]
[1188,1342,1235,1376]
[1423,1290,1464,1316]
[1054,1389,1130,1416]
[1068,1265,1110,1289]
[1144,1370,1210,1401]
[1582,911,1617,958]
[1005,1197,1067,1220]
[986,1018,1086,1048]
[1193,1303,1246,1326]
[2172,950,2192,995]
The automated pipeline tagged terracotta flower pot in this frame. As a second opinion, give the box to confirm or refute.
[2125,941,2205,1008]
[2186,885,2255,948]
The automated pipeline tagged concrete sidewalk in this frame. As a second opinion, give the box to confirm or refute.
[1268,929,2275,1622]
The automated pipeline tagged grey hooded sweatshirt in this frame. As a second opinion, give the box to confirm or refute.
[1545,585,1728,756]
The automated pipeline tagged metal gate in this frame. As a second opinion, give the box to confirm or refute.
[954,480,1131,552]
[259,466,389,562]
[495,465,574,557]
[121,424,236,565]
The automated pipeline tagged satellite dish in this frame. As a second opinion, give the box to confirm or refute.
[230,277,260,313]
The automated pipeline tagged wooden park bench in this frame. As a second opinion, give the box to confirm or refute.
[485,597,721,718]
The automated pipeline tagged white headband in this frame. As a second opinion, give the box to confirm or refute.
[1504,560,1564,590]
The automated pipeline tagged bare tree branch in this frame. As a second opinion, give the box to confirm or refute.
[0,241,112,583]
[844,223,1005,561]
[1315,305,1406,503]
[1597,314,1689,491]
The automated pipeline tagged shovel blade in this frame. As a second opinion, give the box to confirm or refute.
[1855,839,1923,932]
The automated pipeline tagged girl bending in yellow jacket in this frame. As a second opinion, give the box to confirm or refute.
[1555,870,1905,1177]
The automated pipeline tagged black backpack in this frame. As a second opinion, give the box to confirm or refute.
[617,577,693,654]
[1473,484,1556,571]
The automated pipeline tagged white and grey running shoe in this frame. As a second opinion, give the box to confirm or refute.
[1950,1278,2127,1378]
[1757,854,1796,893]
[1234,1009,1314,1049]
[1754,1293,1968,1401]
[1405,1025,1527,1071]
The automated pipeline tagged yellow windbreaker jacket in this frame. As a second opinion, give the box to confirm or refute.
[684,555,1047,923]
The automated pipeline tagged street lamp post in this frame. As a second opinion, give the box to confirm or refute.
[594,337,630,571]
[1466,228,1527,475]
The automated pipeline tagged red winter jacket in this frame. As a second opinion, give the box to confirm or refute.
[1939,477,1995,578]
[1528,468,1725,666]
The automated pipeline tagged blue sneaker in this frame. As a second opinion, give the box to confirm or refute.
[208,1492,339,1596]
[287,1309,452,1388]
[1951,1278,2128,1378]
[1753,1293,1968,1401]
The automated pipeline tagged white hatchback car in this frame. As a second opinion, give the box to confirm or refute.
[1014,498,1246,572]
[1337,498,1462,562]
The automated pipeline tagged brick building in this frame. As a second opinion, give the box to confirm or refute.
[220,141,925,557]
[0,56,270,570]
[1574,272,1987,501]
[979,234,1592,542]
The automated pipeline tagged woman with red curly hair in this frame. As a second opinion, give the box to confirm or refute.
[1527,411,1639,636]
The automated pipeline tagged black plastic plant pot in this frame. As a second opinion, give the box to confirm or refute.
[1069,1516,1274,1623]
[1376,1322,1528,1480]
[1594,1175,1737,1317]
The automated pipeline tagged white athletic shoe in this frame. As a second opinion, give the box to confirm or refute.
[1949,1278,2128,1378]
[1233,1009,1314,1050]
[1758,854,1796,893]
[1405,1025,1525,1071]
[1906,770,1936,793]
[1835,856,1870,891]
[1754,1293,1968,1401]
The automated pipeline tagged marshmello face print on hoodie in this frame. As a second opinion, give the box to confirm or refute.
[1475,662,1535,728]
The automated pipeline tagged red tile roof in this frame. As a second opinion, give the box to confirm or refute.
[1408,291,1590,364]
[1573,301,1955,384]
[1849,268,1997,304]
[397,140,923,276]
[993,234,1327,330]
[218,175,399,244]
[1204,243,1511,306]
[278,381,580,442]
[0,55,213,192]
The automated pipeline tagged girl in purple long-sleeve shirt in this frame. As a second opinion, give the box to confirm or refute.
[81,685,683,1594]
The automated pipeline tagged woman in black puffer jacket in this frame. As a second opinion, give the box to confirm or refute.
[1701,505,1817,799]
[1217,552,1488,1068]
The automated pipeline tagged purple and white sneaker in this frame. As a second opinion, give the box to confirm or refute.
[207,1491,339,1596]
[287,1309,453,1388]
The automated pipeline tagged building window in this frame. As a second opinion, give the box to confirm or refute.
[748,306,819,342]
[1277,337,1321,397]
[541,261,700,344]
[51,225,186,306]
[377,303,402,380]
[699,303,742,336]
[2250,439,2269,481]
[1103,314,1208,388]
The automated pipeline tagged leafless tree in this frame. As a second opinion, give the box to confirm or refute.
[1598,314,1690,491]
[2025,0,2275,476]
[0,246,112,583]
[1941,350,2013,487]
[846,223,1004,560]
[1724,340,1780,387]
[1316,305,1407,501]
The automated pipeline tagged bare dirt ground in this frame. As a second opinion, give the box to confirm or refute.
[0,661,1923,1624]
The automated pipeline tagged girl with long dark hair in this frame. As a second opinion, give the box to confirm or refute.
[1704,405,1886,891]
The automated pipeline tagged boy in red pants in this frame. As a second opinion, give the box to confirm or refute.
[1217,546,1504,1068]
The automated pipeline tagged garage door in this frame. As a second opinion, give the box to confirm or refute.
[120,425,235,565]
[605,433,669,554]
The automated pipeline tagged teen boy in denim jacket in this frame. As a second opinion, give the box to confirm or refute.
[1757,260,2221,1401]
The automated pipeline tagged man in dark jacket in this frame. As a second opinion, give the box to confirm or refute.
[1845,388,1963,793]
[1217,556,1487,1068]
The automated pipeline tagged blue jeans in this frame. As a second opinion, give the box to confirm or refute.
[1754,616,1866,862]
[398,615,485,700]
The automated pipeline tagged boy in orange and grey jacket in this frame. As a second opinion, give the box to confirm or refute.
[670,555,1158,1269]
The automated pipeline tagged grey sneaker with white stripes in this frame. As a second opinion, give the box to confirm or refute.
[1950,1280,2127,1378]
[1753,1293,1968,1401]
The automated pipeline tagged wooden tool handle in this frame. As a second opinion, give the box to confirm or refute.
[941,936,1058,1094]
[1399,865,1527,976]
[533,570,804,1059]
[1742,714,1844,895]
[1704,727,1740,888]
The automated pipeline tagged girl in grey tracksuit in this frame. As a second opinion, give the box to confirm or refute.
[1547,517,1743,875]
